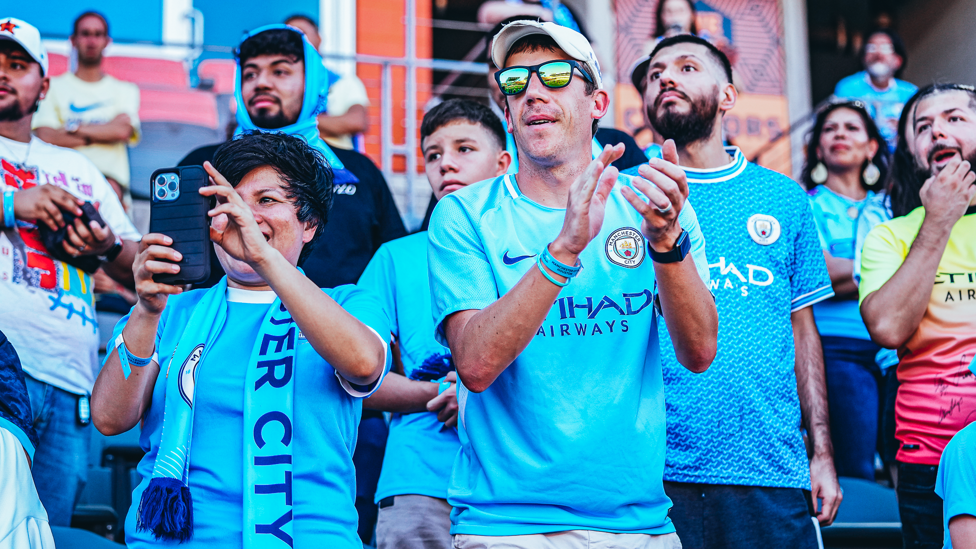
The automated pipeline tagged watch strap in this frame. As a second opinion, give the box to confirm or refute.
[648,229,690,264]
[100,239,123,263]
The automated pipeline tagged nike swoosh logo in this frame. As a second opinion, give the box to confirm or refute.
[502,251,535,265]
[68,102,106,113]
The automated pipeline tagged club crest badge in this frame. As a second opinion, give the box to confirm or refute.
[178,344,204,408]
[747,214,781,245]
[605,227,646,268]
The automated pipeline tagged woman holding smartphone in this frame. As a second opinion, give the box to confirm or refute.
[90,132,389,548]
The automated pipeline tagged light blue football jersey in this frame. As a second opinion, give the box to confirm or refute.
[427,172,709,536]
[808,185,889,340]
[120,286,390,548]
[625,148,833,488]
[357,232,461,502]
[936,412,976,549]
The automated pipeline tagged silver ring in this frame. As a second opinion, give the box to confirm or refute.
[77,245,86,252]
[656,204,673,215]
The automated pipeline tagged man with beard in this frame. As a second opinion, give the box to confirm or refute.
[177,25,405,542]
[0,17,140,525]
[428,21,717,548]
[33,12,140,210]
[860,83,976,549]
[625,35,841,548]
[179,26,405,290]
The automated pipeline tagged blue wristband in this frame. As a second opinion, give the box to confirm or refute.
[540,245,581,278]
[114,334,157,380]
[3,190,14,229]
[536,254,570,287]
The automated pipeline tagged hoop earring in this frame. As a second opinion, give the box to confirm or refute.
[863,162,881,186]
[811,162,828,184]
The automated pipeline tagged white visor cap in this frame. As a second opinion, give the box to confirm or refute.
[490,20,602,90]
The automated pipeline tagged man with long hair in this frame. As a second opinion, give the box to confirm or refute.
[860,83,976,549]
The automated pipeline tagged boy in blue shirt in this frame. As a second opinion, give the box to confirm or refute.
[428,20,717,548]
[359,99,511,549]
[627,35,840,548]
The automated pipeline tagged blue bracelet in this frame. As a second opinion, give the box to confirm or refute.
[2,190,14,229]
[114,334,158,380]
[540,245,581,278]
[536,254,570,287]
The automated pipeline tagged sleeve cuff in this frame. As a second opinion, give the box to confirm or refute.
[0,418,35,461]
[335,326,389,398]
[791,285,835,312]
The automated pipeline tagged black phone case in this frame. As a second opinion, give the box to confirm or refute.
[149,166,211,285]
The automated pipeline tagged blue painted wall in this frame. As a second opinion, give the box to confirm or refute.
[4,1,318,47]
[6,1,165,43]
[194,0,318,49]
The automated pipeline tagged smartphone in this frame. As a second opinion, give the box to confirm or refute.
[149,166,211,285]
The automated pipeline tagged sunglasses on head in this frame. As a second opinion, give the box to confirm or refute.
[494,60,593,96]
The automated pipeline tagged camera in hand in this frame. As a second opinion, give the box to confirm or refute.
[38,201,106,273]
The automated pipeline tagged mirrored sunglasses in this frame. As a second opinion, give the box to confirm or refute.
[495,60,593,96]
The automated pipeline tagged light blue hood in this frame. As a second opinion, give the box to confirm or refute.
[233,24,357,183]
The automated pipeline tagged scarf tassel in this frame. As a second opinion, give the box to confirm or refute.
[137,477,194,542]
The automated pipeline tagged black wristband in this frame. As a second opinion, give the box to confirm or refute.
[648,229,690,264]
[100,240,123,263]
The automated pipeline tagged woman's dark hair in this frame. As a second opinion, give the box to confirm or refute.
[887,87,925,217]
[800,100,889,192]
[421,99,507,151]
[212,131,333,264]
[861,28,909,79]
[654,0,698,39]
[887,83,976,217]
[236,28,305,67]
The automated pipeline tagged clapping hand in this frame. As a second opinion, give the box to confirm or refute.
[621,139,689,252]
[551,144,625,256]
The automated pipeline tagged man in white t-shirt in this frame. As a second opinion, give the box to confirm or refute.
[33,11,140,209]
[0,17,140,526]
[285,15,369,150]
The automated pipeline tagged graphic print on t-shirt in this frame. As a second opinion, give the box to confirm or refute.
[1,136,139,397]
[0,157,97,328]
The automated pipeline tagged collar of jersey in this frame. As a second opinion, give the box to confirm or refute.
[683,147,746,183]
[227,286,277,304]
[501,174,567,211]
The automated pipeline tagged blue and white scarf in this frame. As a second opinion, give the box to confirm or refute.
[137,277,299,547]
[233,24,358,185]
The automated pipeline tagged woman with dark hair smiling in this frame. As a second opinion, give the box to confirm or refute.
[90,132,389,548]
[801,100,891,481]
